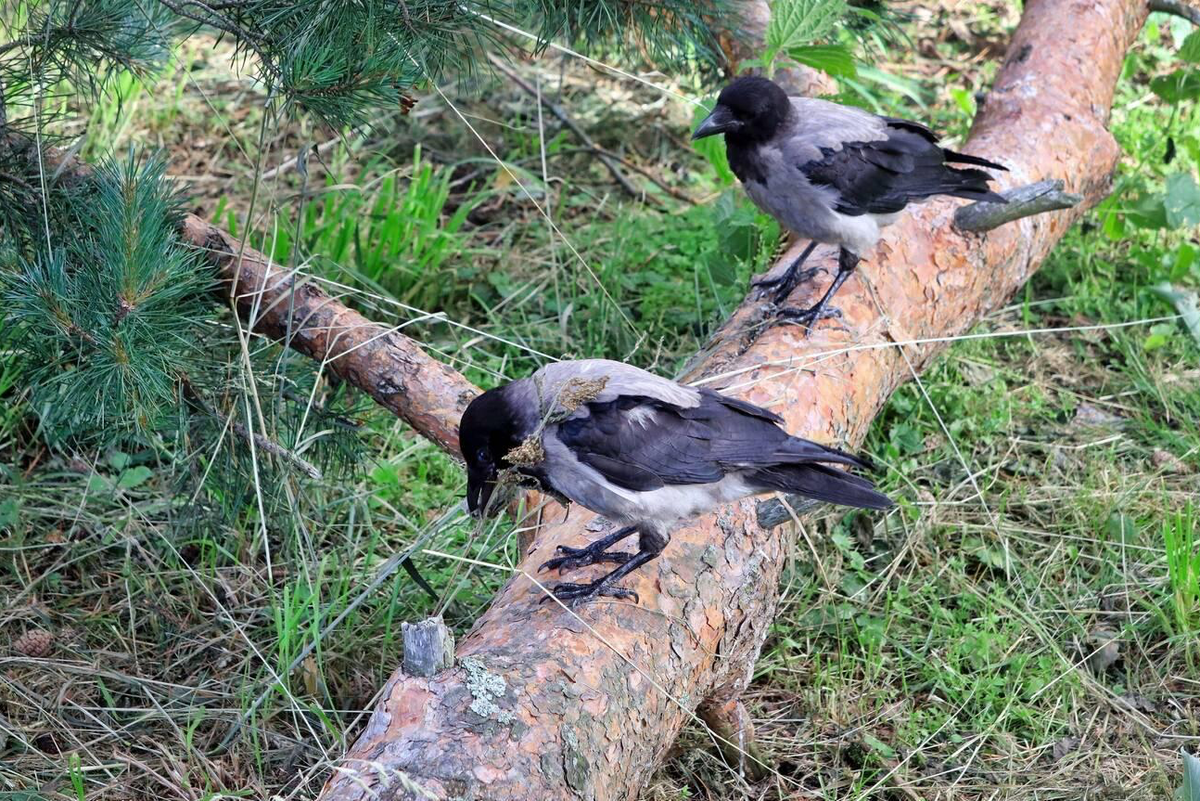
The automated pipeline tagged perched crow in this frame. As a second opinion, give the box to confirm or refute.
[460,359,892,604]
[693,75,1007,330]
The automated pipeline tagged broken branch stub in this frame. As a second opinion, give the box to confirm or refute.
[317,0,1147,799]
[954,178,1084,232]
[402,618,455,678]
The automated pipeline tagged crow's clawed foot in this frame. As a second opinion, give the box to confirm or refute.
[753,266,825,306]
[775,303,843,332]
[539,542,634,574]
[541,579,640,606]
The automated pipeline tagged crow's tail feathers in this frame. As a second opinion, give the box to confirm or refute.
[943,149,1008,172]
[934,165,1008,205]
[752,437,894,510]
[749,463,894,510]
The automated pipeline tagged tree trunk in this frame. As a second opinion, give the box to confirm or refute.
[308,0,1146,798]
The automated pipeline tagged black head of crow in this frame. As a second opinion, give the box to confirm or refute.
[692,75,791,145]
[693,75,1008,332]
[459,359,893,606]
[459,386,525,518]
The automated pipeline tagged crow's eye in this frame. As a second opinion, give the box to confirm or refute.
[475,447,491,466]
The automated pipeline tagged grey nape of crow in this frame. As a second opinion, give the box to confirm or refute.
[459,359,892,605]
[693,75,1007,331]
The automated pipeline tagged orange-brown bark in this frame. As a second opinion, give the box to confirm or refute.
[313,0,1147,799]
[179,217,478,455]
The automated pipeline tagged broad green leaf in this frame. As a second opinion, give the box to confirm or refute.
[1151,69,1200,103]
[1144,322,1176,351]
[0,499,18,528]
[1181,750,1200,801]
[1127,193,1168,230]
[1101,207,1126,241]
[117,465,154,489]
[766,0,848,54]
[1152,282,1200,348]
[1164,172,1200,229]
[1181,31,1200,64]
[949,86,975,116]
[1173,243,1197,281]
[788,43,857,78]
[1105,513,1138,542]
[708,191,758,286]
[848,64,929,109]
[889,422,922,455]
[862,733,897,760]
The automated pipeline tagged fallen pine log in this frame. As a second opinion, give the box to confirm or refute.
[309,0,1147,798]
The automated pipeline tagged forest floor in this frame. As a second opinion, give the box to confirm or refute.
[3,0,1200,799]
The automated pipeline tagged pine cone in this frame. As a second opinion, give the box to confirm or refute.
[14,628,54,658]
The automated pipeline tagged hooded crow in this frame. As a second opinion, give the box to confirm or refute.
[693,75,1007,330]
[459,359,892,604]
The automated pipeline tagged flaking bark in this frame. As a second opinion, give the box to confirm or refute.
[314,0,1147,798]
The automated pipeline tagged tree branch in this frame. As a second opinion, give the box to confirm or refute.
[954,178,1084,232]
[181,216,479,456]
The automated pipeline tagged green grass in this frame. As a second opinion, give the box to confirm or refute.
[3,5,1200,801]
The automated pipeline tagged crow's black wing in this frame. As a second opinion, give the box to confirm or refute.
[555,389,865,491]
[799,123,1006,216]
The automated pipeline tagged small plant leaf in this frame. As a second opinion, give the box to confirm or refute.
[1104,513,1138,542]
[862,733,897,760]
[692,101,735,186]
[1173,243,1197,281]
[1151,282,1200,347]
[1181,31,1200,64]
[1151,69,1200,103]
[787,43,858,78]
[1181,751,1200,801]
[117,466,153,489]
[1164,172,1200,229]
[0,499,18,528]
[1126,193,1168,230]
[766,0,848,54]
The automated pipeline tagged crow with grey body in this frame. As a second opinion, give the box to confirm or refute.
[460,359,892,604]
[693,75,1007,330]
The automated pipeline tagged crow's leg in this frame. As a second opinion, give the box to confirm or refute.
[752,240,822,305]
[545,530,668,606]
[775,248,859,331]
[539,525,637,573]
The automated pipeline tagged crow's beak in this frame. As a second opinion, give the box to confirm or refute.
[466,467,497,519]
[692,105,740,140]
